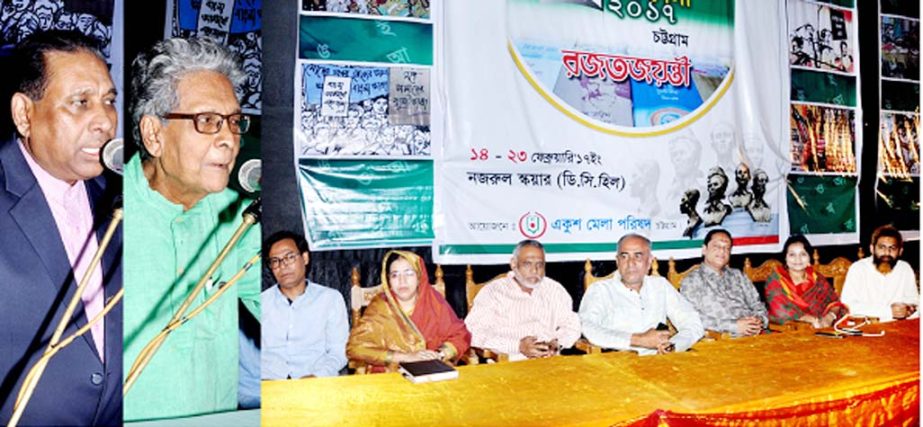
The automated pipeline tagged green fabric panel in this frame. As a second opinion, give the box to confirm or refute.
[790,69,856,106]
[881,80,920,112]
[787,174,857,235]
[298,159,434,248]
[876,176,921,231]
[299,15,433,65]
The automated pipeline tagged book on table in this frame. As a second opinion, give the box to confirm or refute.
[398,360,458,383]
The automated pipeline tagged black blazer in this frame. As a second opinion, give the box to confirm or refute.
[0,139,122,426]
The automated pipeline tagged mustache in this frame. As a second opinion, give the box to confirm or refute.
[874,255,897,266]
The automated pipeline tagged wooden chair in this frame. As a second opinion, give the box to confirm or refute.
[347,266,380,374]
[433,264,446,298]
[349,266,381,327]
[812,249,852,296]
[742,258,784,284]
[583,259,661,291]
[465,265,509,363]
[348,264,448,373]
[465,265,503,312]
[667,258,698,290]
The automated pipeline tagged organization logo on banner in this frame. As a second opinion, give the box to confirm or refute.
[518,211,548,239]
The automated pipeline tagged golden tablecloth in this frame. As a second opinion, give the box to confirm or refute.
[263,320,919,426]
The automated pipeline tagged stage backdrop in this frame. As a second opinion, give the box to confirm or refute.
[292,1,867,263]
[433,0,790,263]
[876,0,920,239]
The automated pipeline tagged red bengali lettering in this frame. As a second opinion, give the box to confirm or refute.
[560,49,691,88]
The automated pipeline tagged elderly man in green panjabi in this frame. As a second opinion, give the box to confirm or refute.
[122,37,260,421]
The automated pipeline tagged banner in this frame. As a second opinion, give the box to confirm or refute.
[294,1,437,250]
[297,159,433,249]
[785,0,861,245]
[877,0,920,238]
[433,0,790,263]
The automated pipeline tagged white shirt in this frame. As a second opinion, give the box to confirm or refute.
[465,272,581,360]
[840,257,919,322]
[579,274,704,355]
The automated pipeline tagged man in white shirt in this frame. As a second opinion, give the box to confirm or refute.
[580,234,704,355]
[465,240,581,360]
[841,225,919,322]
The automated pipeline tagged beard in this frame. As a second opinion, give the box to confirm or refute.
[874,255,897,273]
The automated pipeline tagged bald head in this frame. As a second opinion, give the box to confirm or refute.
[616,234,653,288]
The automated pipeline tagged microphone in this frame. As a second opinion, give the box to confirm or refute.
[243,197,261,224]
[101,138,123,175]
[236,158,260,196]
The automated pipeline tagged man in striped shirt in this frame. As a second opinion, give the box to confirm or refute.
[465,240,581,361]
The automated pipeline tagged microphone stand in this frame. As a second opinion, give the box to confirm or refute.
[123,198,261,395]
[8,207,123,427]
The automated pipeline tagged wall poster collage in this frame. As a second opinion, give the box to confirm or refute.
[786,0,862,244]
[294,0,437,250]
[877,0,920,237]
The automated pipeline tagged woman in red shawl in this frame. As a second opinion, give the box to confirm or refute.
[347,250,470,372]
[764,235,847,328]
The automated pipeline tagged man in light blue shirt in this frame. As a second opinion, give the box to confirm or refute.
[261,231,348,379]
[579,234,704,355]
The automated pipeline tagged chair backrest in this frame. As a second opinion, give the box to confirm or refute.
[583,259,661,291]
[349,266,382,326]
[349,264,447,325]
[812,249,852,296]
[465,265,505,311]
[667,258,699,290]
[433,265,446,298]
[743,258,784,284]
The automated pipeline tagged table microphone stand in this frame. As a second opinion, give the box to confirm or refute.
[124,198,261,395]
[8,206,123,427]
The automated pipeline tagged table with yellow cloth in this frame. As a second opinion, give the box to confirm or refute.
[263,320,919,426]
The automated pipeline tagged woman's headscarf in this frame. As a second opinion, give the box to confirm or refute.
[380,250,470,357]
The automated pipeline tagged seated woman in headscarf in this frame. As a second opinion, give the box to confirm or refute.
[765,235,848,328]
[347,250,471,372]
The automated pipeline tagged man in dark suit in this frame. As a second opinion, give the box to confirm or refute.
[0,31,121,426]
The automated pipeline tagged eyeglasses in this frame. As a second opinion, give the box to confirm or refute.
[163,112,251,135]
[268,253,300,270]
